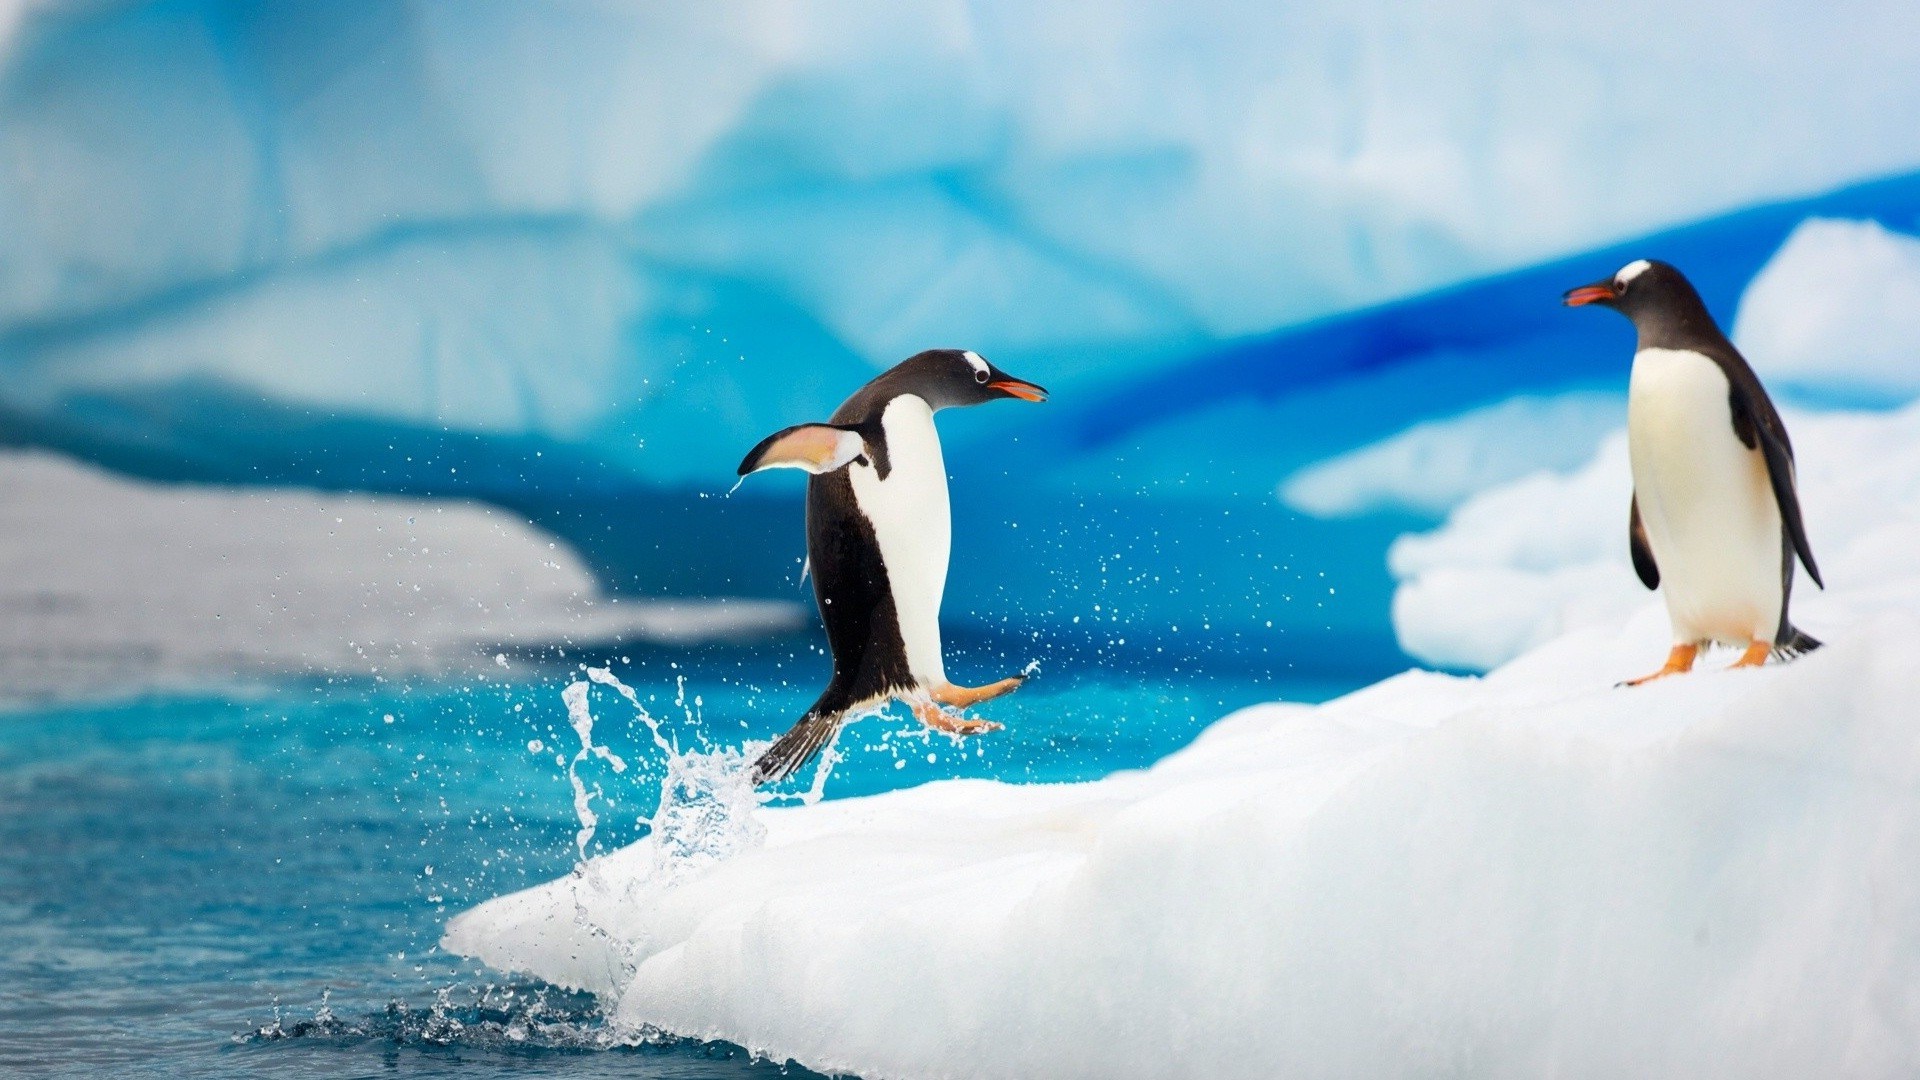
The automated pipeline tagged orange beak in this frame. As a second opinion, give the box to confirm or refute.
[990,378,1048,402]
[1563,284,1616,307]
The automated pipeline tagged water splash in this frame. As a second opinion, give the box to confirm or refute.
[559,679,627,862]
[560,667,773,883]
[239,982,654,1051]
[238,982,831,1075]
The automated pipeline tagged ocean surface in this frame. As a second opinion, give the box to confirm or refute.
[0,636,1383,1078]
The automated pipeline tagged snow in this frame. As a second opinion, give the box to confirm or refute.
[1388,401,1920,671]
[1733,218,1920,404]
[1387,428,1641,670]
[1279,391,1623,518]
[445,572,1920,1077]
[0,450,801,701]
[9,2,1920,484]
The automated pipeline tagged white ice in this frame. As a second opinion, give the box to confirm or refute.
[446,392,1920,1077]
[0,450,801,702]
[446,578,1920,1076]
[1389,399,1920,672]
[1734,218,1920,404]
[1278,391,1624,519]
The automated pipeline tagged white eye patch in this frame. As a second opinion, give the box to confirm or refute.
[961,350,989,378]
[1615,259,1652,289]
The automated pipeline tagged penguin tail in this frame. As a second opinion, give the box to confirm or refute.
[1773,626,1823,661]
[749,711,845,787]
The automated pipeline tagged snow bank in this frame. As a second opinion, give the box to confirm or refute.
[1734,218,1920,403]
[1388,400,1920,671]
[445,575,1920,1077]
[1279,391,1623,518]
[0,451,800,701]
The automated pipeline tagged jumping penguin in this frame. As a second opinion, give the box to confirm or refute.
[1564,259,1822,685]
[736,349,1047,783]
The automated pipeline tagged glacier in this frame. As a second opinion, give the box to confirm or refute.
[9,2,1920,664]
[4,5,1920,501]
[444,431,1920,1075]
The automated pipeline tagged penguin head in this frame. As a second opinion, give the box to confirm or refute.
[892,349,1048,410]
[1562,258,1703,321]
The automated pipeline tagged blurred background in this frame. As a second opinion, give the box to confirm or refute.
[6,1,1920,1073]
[6,0,1920,694]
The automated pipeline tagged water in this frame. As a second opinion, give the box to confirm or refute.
[0,639,1379,1078]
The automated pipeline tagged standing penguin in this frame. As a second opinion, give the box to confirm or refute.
[736,349,1047,783]
[1565,259,1822,684]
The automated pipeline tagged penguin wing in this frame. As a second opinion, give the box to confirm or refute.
[1629,494,1659,590]
[738,424,870,477]
[1725,376,1824,589]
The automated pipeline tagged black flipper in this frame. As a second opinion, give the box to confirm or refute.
[749,711,846,786]
[1727,382,1823,589]
[1629,494,1659,590]
[1773,626,1822,661]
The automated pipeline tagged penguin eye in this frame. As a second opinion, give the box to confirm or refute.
[973,368,989,384]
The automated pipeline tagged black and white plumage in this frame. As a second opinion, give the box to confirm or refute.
[736,349,1047,784]
[1565,259,1822,683]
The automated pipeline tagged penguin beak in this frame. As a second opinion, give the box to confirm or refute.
[1563,281,1617,307]
[989,378,1048,402]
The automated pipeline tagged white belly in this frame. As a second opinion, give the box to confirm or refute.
[847,395,950,684]
[1628,348,1783,646]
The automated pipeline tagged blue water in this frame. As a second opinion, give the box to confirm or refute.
[0,638,1378,1077]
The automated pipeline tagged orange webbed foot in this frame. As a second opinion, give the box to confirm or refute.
[930,677,1025,709]
[1620,643,1699,687]
[910,697,1003,736]
[1731,640,1771,669]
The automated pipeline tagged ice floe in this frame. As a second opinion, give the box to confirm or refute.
[446,395,1920,1077]
[0,451,801,701]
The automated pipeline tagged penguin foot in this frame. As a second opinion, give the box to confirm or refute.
[909,697,1003,736]
[930,677,1025,708]
[1731,640,1772,669]
[1620,643,1699,687]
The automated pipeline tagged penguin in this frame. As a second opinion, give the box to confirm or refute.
[736,348,1048,783]
[1564,258,1822,685]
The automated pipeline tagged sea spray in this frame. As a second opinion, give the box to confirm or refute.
[535,667,898,1010]
[558,680,626,863]
[546,667,781,1001]
[582,666,767,877]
